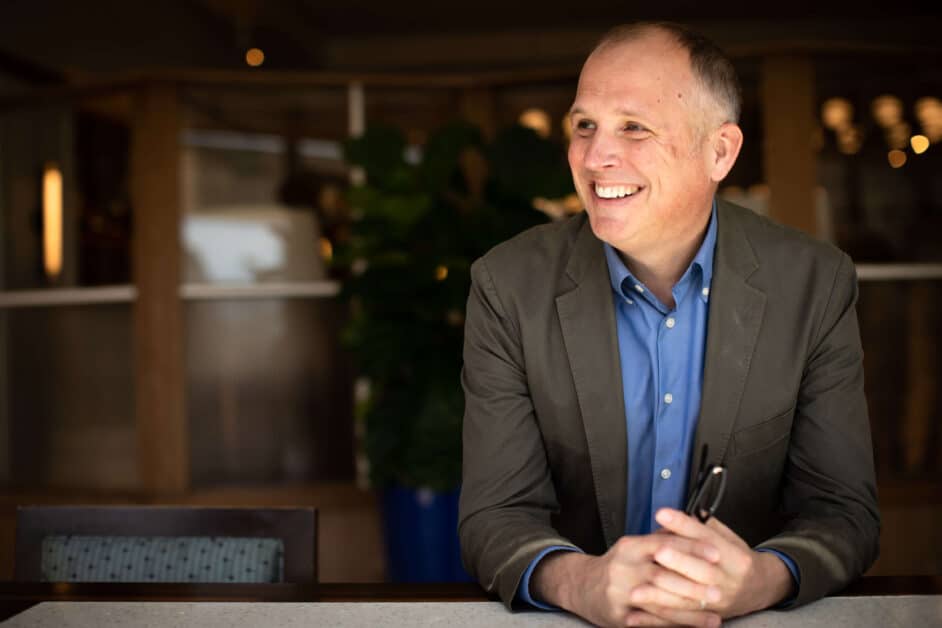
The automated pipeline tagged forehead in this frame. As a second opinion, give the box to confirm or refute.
[573,35,698,114]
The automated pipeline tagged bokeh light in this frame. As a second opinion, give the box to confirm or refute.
[887,149,907,168]
[245,48,265,67]
[872,95,903,128]
[519,108,552,138]
[822,98,853,130]
[914,97,942,143]
[911,134,930,154]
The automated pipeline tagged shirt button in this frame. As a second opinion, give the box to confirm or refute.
[634,284,644,293]
[664,393,673,404]
[660,468,672,480]
[665,317,675,329]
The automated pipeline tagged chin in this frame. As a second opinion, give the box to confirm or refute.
[586,211,632,248]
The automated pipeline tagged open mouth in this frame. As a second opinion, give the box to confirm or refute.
[593,183,644,200]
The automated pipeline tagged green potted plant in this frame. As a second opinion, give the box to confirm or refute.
[339,121,573,581]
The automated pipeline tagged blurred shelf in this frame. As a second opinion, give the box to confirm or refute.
[181,281,340,301]
[856,264,942,282]
[0,286,136,308]
[0,482,373,508]
[0,282,341,308]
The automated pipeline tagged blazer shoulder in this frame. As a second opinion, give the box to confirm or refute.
[721,201,850,272]
[473,213,586,289]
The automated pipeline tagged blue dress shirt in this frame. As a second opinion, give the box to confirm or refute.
[516,203,798,609]
[606,207,716,537]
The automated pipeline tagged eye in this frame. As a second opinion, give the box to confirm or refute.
[574,118,596,135]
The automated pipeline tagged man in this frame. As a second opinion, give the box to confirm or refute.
[459,22,879,628]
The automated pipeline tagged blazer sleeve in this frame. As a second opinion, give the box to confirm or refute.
[458,257,580,608]
[756,252,881,606]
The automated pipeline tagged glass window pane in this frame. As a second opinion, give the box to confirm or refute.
[186,298,352,487]
[0,304,136,489]
[858,278,942,482]
[181,86,349,284]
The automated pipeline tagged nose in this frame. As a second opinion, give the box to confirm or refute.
[582,132,620,171]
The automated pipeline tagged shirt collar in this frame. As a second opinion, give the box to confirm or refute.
[603,199,717,304]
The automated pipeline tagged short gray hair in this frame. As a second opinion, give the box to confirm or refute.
[592,22,742,124]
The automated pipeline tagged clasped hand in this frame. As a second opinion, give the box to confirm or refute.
[557,508,790,627]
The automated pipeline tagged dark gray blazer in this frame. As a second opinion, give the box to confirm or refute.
[459,199,879,609]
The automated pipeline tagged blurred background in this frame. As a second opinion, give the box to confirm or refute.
[0,0,939,584]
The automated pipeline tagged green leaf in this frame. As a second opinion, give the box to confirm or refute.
[344,120,568,491]
[344,126,407,187]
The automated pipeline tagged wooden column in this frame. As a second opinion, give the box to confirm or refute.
[460,87,497,140]
[760,55,817,236]
[131,83,188,494]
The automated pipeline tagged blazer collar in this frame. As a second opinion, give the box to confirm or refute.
[688,199,766,488]
[557,217,628,546]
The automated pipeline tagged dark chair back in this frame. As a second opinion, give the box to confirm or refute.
[14,506,317,584]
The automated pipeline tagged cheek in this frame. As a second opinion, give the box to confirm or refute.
[626,139,665,167]
[636,143,689,185]
[567,143,583,174]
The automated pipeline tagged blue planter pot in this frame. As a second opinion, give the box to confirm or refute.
[381,485,473,582]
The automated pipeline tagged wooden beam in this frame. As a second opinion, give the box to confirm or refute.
[130,83,188,494]
[760,55,817,236]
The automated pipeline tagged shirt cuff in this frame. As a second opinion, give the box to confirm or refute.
[515,545,583,610]
[756,548,800,608]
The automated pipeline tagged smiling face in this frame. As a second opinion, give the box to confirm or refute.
[568,31,735,261]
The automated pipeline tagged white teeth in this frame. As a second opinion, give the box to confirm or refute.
[594,184,640,199]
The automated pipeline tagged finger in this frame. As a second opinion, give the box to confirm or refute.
[656,509,735,556]
[655,508,711,540]
[630,583,709,611]
[629,606,722,628]
[653,545,723,586]
[623,609,680,626]
[618,533,719,564]
[660,535,721,564]
[646,564,723,604]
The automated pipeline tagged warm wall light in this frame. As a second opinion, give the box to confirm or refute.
[911,135,930,154]
[42,162,63,280]
[319,237,334,262]
[887,149,907,168]
[245,47,265,67]
[872,95,903,128]
[914,97,942,143]
[821,98,852,130]
[519,108,551,139]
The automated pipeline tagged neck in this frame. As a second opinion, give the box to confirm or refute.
[616,210,712,308]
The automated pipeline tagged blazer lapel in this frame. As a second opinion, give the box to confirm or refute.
[556,220,627,546]
[690,202,767,487]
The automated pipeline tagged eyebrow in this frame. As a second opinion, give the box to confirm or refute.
[568,106,648,118]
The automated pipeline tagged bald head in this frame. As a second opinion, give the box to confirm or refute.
[589,22,741,129]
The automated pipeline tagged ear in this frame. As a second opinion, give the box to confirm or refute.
[708,122,743,183]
